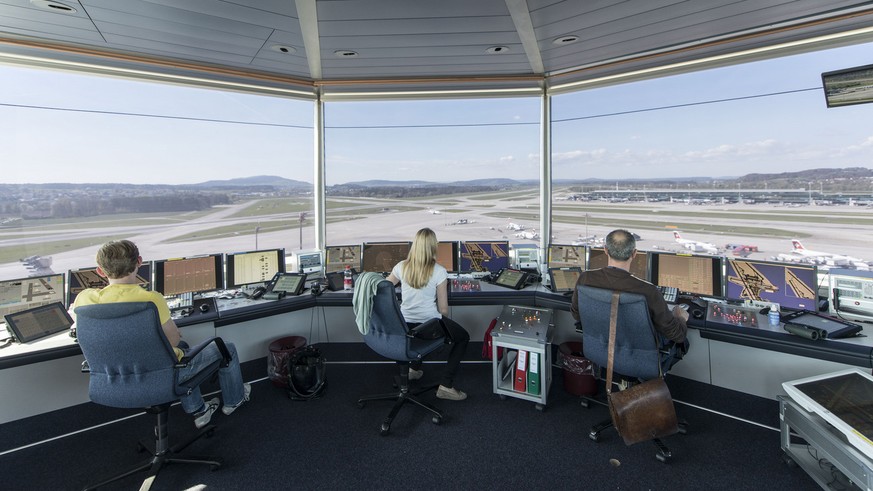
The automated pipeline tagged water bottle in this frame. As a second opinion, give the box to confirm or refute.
[343,265,353,290]
[768,304,780,326]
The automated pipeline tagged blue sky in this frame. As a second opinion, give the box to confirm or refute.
[1,41,871,185]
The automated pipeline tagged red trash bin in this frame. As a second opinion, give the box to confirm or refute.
[558,341,597,396]
[268,336,307,388]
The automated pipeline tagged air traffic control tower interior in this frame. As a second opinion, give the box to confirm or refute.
[3,1,873,487]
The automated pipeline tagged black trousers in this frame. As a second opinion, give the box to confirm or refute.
[408,316,470,388]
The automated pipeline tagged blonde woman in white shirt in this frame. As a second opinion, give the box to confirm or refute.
[387,228,470,400]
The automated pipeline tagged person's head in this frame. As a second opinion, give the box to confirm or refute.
[408,227,438,264]
[95,240,141,279]
[404,228,438,289]
[605,229,636,262]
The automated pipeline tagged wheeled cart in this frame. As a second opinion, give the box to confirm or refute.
[491,305,553,410]
[780,396,872,490]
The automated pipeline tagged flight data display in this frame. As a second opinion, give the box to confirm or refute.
[547,244,586,269]
[650,252,722,297]
[325,245,362,273]
[460,241,510,273]
[361,242,411,273]
[154,254,223,296]
[0,273,65,320]
[587,248,649,280]
[226,249,285,288]
[548,267,582,293]
[725,259,817,311]
[68,264,151,306]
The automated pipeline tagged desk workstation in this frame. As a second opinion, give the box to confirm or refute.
[3,263,872,425]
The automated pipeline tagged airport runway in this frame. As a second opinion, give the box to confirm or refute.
[2,194,872,279]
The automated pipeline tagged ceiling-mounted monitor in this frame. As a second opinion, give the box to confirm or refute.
[822,63,873,108]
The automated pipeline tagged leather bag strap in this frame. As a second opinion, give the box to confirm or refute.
[605,291,620,395]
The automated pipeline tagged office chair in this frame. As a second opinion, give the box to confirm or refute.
[356,279,446,435]
[576,285,686,463]
[75,302,232,491]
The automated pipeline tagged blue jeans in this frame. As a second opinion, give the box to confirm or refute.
[177,342,246,414]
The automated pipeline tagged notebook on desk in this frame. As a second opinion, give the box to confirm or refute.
[4,302,73,343]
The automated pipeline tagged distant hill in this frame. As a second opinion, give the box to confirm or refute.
[194,175,310,189]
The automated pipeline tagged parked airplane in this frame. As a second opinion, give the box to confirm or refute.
[507,222,525,231]
[514,230,539,240]
[426,208,441,214]
[790,240,868,268]
[673,231,718,254]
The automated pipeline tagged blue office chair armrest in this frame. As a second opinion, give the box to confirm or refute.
[176,337,232,368]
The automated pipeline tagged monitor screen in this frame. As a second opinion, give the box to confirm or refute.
[460,241,510,273]
[822,63,873,108]
[547,244,586,269]
[67,264,151,306]
[324,245,362,274]
[297,251,323,275]
[436,241,459,272]
[153,254,224,296]
[361,242,411,273]
[828,268,873,322]
[225,248,285,288]
[725,258,817,311]
[649,252,722,297]
[548,267,582,293]
[587,248,649,280]
[0,273,66,321]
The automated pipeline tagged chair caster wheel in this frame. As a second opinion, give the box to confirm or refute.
[432,416,442,425]
[656,450,672,463]
[535,404,545,412]
[210,463,222,471]
[678,422,688,435]
[498,394,507,401]
[380,421,390,435]
[588,431,600,442]
[580,399,590,408]
[136,442,147,453]
[782,453,797,468]
[206,428,216,438]
[357,401,365,409]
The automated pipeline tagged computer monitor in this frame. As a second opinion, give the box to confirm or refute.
[67,264,151,306]
[324,245,362,274]
[546,244,586,269]
[548,267,582,293]
[225,248,285,288]
[361,242,411,274]
[437,241,459,273]
[649,252,723,298]
[296,250,323,276]
[828,268,873,322]
[725,258,817,311]
[587,248,649,280]
[460,241,510,273]
[153,254,224,296]
[0,273,66,321]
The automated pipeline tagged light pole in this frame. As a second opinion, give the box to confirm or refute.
[254,223,260,250]
[299,212,306,250]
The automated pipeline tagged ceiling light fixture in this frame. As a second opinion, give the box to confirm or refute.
[334,50,358,58]
[270,45,297,55]
[552,35,579,46]
[29,0,76,13]
[486,46,510,54]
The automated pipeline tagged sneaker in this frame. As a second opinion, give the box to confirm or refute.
[408,368,424,380]
[436,385,467,401]
[193,397,220,429]
[222,383,251,416]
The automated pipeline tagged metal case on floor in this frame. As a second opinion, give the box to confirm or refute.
[491,305,553,410]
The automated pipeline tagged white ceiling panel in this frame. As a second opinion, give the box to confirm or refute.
[0,0,870,92]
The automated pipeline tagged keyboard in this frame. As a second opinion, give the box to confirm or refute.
[657,285,678,303]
